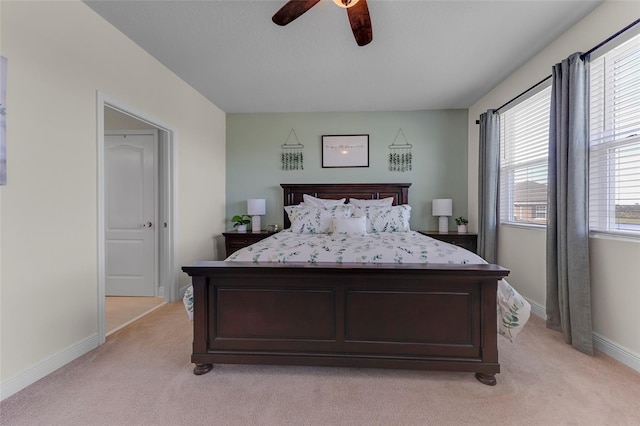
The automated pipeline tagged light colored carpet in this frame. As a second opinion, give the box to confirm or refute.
[2,302,639,426]
[105,296,166,335]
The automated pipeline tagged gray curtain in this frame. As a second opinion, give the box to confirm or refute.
[478,110,500,264]
[546,52,593,355]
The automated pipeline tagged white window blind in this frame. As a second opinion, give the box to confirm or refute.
[499,85,552,226]
[589,32,640,236]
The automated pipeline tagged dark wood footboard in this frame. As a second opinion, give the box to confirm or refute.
[182,261,509,385]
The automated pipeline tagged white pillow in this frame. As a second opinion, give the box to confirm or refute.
[284,205,353,234]
[302,194,346,208]
[332,216,367,235]
[348,197,394,207]
[354,205,411,233]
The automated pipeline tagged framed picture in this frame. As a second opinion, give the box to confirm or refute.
[322,134,369,168]
[0,56,6,185]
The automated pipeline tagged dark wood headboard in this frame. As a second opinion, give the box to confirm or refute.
[281,183,411,229]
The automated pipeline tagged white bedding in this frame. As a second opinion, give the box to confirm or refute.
[183,231,532,341]
[223,230,531,341]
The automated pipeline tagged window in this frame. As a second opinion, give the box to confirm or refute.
[535,205,547,219]
[499,85,552,226]
[589,32,640,236]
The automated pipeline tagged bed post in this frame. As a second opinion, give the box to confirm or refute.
[475,279,499,386]
[191,275,213,375]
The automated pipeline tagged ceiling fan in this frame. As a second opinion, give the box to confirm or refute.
[272,0,373,46]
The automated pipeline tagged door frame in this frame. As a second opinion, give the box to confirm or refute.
[97,92,179,345]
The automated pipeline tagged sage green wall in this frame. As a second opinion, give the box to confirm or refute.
[226,110,468,236]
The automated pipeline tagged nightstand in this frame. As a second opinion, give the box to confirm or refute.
[419,231,478,254]
[222,230,274,257]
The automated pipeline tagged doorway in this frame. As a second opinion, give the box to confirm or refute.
[97,93,177,344]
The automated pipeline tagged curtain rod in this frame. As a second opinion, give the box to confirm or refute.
[581,17,640,59]
[475,17,640,124]
[494,74,551,114]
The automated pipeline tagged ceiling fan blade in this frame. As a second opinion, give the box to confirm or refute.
[272,0,322,26]
[347,0,372,46]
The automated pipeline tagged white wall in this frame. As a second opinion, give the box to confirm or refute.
[468,2,640,358]
[0,0,226,393]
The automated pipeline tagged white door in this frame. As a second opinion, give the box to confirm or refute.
[105,132,157,296]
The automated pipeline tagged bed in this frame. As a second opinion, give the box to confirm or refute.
[182,183,530,386]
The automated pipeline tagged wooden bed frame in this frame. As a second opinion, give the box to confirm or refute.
[182,183,509,385]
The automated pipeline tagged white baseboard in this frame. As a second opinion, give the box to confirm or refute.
[593,332,640,373]
[0,333,99,401]
[525,297,547,320]
[524,296,640,373]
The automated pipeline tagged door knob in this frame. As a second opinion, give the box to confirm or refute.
[143,221,153,228]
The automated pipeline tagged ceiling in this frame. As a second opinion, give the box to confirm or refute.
[84,0,602,113]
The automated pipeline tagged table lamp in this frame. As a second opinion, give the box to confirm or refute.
[247,199,266,233]
[432,198,453,233]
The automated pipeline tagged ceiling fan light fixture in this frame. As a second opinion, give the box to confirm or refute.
[332,0,360,9]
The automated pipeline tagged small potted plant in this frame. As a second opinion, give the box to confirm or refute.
[455,216,468,233]
[231,214,251,232]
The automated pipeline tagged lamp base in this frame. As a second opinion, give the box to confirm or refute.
[438,216,449,233]
[251,215,261,233]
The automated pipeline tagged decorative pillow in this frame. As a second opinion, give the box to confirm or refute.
[302,194,346,208]
[332,216,367,235]
[354,205,411,233]
[348,197,394,207]
[284,205,353,234]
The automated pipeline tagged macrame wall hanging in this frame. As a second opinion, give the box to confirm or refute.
[280,128,304,171]
[388,128,413,172]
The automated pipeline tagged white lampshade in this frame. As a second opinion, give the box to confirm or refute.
[432,199,453,233]
[247,199,266,232]
[432,199,453,217]
[247,199,266,216]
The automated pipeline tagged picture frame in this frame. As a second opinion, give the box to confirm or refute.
[322,134,369,168]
